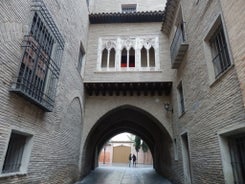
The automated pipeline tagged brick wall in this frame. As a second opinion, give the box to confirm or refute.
[219,0,245,107]
[0,0,88,183]
[169,0,245,183]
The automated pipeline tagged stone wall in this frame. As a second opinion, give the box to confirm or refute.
[0,0,88,183]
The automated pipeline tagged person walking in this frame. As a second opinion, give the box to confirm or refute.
[128,153,132,167]
[132,154,136,167]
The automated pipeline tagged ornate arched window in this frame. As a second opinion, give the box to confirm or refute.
[109,48,116,68]
[141,47,147,67]
[101,48,108,68]
[149,47,155,67]
[121,48,127,67]
[129,48,135,67]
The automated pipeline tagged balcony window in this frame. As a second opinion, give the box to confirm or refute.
[10,1,64,112]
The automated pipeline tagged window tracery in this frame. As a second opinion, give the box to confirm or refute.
[98,36,159,71]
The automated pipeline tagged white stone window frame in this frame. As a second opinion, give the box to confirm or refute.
[97,36,160,72]
[0,129,33,178]
[218,123,245,184]
[203,14,233,86]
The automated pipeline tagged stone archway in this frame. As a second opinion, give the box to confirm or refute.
[81,105,173,180]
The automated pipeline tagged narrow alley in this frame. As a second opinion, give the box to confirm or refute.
[76,164,171,184]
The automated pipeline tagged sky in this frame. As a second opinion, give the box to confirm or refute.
[110,132,133,141]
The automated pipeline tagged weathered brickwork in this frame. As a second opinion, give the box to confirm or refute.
[219,0,245,107]
[168,0,245,183]
[0,0,88,183]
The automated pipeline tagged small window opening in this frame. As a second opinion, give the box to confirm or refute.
[2,132,27,174]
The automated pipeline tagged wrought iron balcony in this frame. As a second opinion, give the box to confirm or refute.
[10,35,60,112]
[170,22,189,69]
[10,0,64,112]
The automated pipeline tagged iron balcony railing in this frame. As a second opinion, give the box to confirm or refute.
[10,35,60,112]
[10,0,64,112]
[170,22,189,69]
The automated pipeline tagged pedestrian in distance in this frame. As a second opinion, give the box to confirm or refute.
[132,154,136,167]
[128,153,132,167]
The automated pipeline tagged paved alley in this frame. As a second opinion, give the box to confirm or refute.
[75,164,172,184]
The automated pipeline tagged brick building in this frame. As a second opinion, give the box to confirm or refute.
[0,0,244,184]
[98,141,153,165]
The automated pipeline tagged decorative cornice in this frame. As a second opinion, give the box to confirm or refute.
[89,11,165,24]
[84,82,172,96]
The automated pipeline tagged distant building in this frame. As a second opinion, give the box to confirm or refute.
[98,141,153,165]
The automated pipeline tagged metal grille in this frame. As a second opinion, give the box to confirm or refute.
[210,25,231,78]
[229,135,245,184]
[11,0,64,112]
[2,133,27,173]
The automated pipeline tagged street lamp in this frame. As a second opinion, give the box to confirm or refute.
[164,103,173,113]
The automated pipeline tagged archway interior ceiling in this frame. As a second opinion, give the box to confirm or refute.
[87,106,172,156]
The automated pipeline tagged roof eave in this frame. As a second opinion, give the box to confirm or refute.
[89,11,165,24]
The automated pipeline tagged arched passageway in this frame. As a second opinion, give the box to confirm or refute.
[81,105,173,180]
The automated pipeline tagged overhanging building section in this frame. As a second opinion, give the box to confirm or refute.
[84,82,172,96]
